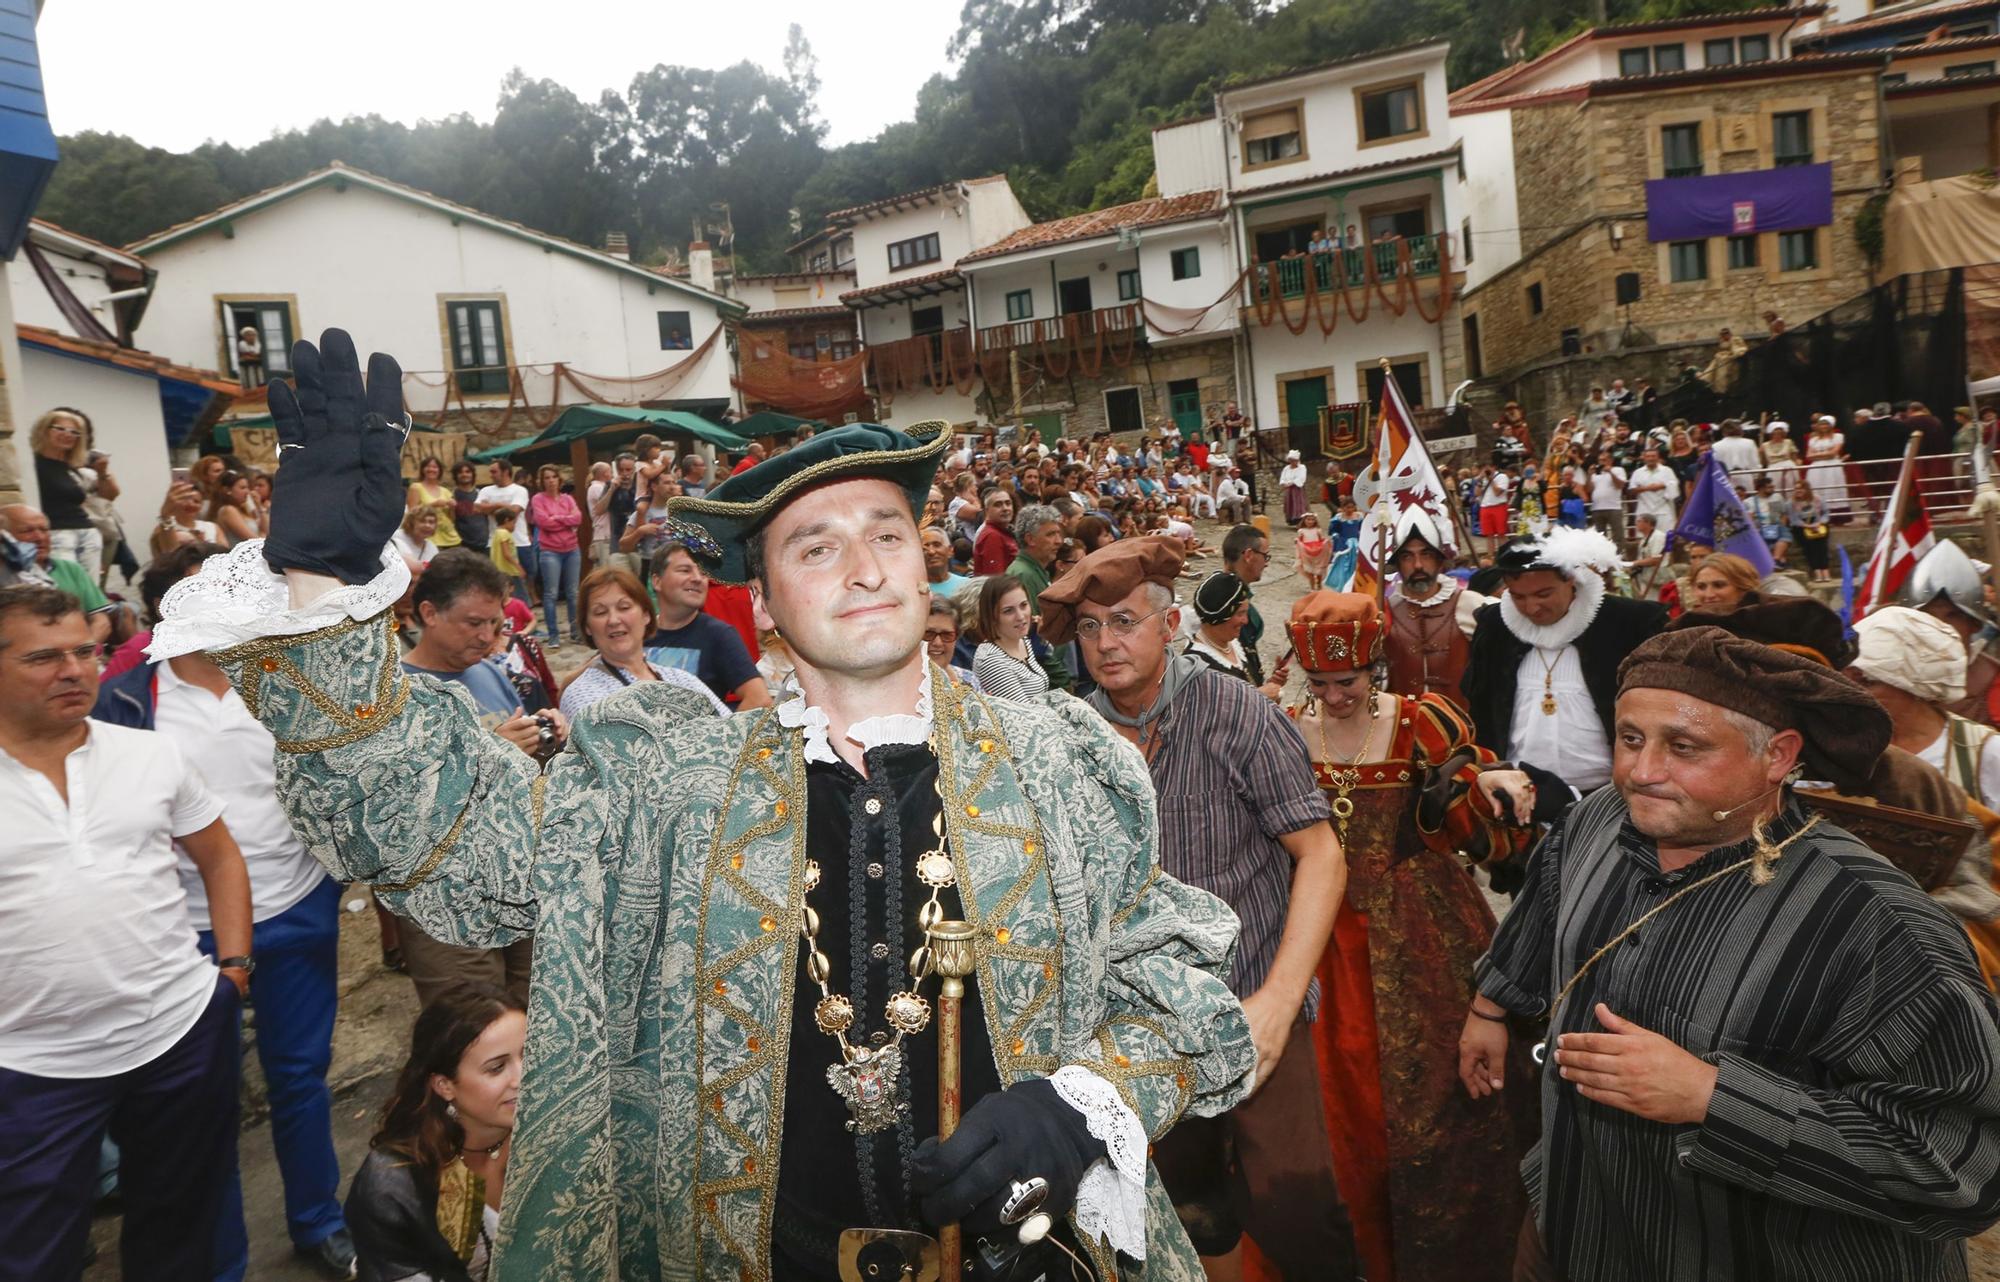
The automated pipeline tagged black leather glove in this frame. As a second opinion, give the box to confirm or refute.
[263,329,410,585]
[911,1078,1106,1237]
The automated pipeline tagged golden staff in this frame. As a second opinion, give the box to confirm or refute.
[929,919,979,1278]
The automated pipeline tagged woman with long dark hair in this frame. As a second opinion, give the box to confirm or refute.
[346,987,525,1282]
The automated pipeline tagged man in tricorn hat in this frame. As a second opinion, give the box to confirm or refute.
[1383,509,1487,713]
[150,331,1255,1280]
[1461,624,2000,1282]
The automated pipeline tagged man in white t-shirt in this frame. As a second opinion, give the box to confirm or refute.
[1586,451,1629,545]
[475,458,534,580]
[1216,468,1251,524]
[93,581,358,1276]
[0,584,253,1282]
[1628,445,1681,525]
[1477,463,1514,556]
[1711,419,1762,483]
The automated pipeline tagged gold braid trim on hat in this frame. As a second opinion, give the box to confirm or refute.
[212,612,411,755]
[666,421,953,524]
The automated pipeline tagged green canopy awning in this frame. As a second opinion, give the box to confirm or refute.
[730,409,826,439]
[468,404,750,463]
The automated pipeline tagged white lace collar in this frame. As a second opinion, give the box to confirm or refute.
[1498,568,1606,651]
[776,665,936,765]
[1390,579,1459,612]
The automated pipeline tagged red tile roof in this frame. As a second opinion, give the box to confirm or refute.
[1454,49,1885,113]
[739,306,858,323]
[126,163,739,309]
[958,191,1224,263]
[1230,147,1461,199]
[1877,30,2000,57]
[18,325,240,395]
[1797,0,1995,43]
[827,176,1008,225]
[30,218,146,270]
[1453,6,1829,105]
[1219,39,1450,96]
[839,268,964,304]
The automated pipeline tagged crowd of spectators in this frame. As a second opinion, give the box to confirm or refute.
[14,375,2000,1281]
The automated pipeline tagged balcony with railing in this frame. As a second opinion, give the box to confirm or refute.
[1250,233,1443,301]
[974,302,1143,356]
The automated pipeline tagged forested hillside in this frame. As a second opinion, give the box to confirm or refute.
[38,0,1771,271]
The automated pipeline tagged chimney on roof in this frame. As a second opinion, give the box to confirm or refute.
[688,240,714,292]
[604,231,630,260]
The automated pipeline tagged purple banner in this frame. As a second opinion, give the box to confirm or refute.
[1645,162,1833,242]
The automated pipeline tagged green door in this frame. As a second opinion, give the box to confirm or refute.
[1284,376,1330,460]
[1168,379,1202,435]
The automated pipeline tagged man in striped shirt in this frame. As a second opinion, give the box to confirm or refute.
[1463,625,2000,1281]
[1040,535,1358,1280]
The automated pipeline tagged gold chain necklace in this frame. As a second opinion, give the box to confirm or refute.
[795,762,958,1134]
[1313,696,1386,841]
[1535,647,1562,716]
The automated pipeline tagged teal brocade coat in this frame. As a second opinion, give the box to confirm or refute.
[213,613,1255,1280]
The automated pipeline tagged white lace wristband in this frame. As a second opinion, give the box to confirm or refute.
[1049,1064,1149,1261]
[150,539,409,660]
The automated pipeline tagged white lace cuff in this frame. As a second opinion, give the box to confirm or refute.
[1049,1064,1148,1261]
[149,539,409,660]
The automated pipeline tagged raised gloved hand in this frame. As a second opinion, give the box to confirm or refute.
[263,329,410,584]
[911,1078,1106,1237]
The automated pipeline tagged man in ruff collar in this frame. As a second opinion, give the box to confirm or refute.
[149,330,1255,1281]
[1463,625,2000,1282]
[1462,529,1667,838]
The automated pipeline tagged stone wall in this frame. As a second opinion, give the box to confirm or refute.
[1008,335,1239,438]
[1463,66,1884,378]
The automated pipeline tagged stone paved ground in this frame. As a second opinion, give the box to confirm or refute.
[82,506,2000,1276]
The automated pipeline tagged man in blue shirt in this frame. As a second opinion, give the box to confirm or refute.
[643,541,771,708]
[395,549,549,1005]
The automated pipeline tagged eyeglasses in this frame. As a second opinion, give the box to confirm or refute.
[922,629,958,644]
[14,642,101,671]
[1074,606,1170,644]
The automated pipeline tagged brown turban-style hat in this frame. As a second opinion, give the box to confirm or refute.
[1037,535,1185,646]
[1665,596,1855,669]
[1618,625,1891,788]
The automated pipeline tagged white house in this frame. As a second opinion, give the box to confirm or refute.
[129,164,746,428]
[955,189,1240,440]
[1202,39,1467,449]
[10,219,236,545]
[832,176,1034,428]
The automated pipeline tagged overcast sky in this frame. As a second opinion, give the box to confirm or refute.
[35,0,963,152]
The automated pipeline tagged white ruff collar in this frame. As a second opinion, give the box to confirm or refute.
[1391,579,1459,612]
[1499,570,1606,650]
[777,665,936,765]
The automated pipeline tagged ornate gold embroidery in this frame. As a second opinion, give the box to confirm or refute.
[216,613,412,755]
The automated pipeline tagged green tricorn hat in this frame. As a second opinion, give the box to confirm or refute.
[667,420,951,584]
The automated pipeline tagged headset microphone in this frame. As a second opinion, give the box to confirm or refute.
[1711,785,1784,823]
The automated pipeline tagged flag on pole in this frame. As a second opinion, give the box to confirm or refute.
[1837,543,1856,636]
[1853,439,1933,618]
[1667,454,1774,577]
[1337,373,1458,598]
